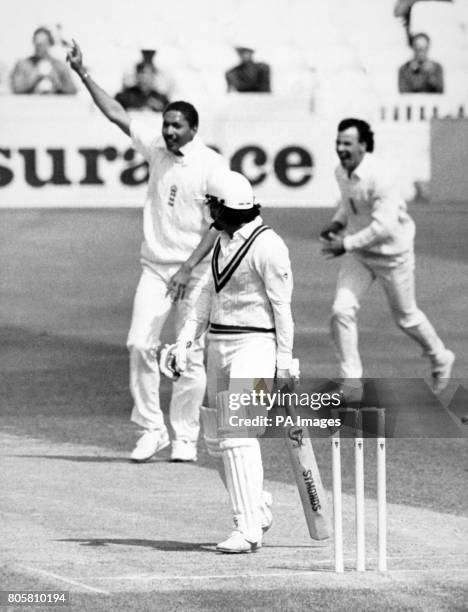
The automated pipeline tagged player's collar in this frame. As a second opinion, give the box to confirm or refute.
[237,216,263,239]
[177,135,202,158]
[351,153,373,180]
[159,135,203,163]
[221,216,263,244]
[213,219,269,293]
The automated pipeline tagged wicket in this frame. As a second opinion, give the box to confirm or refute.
[331,407,387,572]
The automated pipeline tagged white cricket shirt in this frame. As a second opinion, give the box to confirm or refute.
[333,153,416,255]
[130,120,227,265]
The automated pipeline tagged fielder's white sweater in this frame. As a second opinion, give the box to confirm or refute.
[333,153,415,255]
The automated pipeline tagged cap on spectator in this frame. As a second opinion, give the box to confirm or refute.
[234,43,255,53]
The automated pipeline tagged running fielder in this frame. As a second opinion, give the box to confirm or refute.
[321,118,454,394]
[163,170,295,552]
[67,41,227,463]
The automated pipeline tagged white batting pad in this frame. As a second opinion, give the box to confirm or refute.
[200,405,222,458]
[216,389,268,441]
[221,443,264,543]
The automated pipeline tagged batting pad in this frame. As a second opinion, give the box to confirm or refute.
[216,389,267,441]
[217,390,247,439]
[221,443,264,543]
[200,405,222,458]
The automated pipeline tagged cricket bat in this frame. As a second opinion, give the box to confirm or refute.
[283,360,332,540]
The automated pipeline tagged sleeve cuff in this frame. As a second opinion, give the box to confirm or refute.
[343,235,354,251]
[276,352,293,370]
[177,321,197,346]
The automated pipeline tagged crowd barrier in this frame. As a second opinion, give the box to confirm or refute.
[379,94,466,122]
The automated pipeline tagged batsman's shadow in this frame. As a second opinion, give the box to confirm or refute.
[56,538,215,552]
[263,543,329,550]
[11,454,167,464]
[269,563,336,573]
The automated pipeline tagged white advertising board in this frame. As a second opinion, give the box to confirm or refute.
[0,96,428,207]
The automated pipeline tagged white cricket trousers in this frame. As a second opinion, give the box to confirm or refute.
[206,333,277,407]
[127,263,207,442]
[331,250,446,379]
[207,333,277,542]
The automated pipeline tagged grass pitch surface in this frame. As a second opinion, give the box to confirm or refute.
[1,205,467,611]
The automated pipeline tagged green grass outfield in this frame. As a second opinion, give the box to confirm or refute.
[1,205,467,611]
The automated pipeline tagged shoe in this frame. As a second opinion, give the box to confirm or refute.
[130,429,170,462]
[170,440,198,462]
[260,491,273,534]
[216,530,261,554]
[431,350,455,395]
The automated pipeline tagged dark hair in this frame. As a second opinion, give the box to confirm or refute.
[136,61,156,74]
[33,27,54,46]
[337,118,375,153]
[212,202,261,227]
[410,32,430,47]
[163,101,199,128]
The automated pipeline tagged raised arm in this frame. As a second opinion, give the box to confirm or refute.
[67,40,130,136]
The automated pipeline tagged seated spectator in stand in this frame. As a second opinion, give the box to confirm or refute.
[122,48,174,101]
[10,27,77,95]
[115,61,169,111]
[398,32,444,93]
[225,46,271,93]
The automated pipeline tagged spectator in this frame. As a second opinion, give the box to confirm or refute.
[122,48,174,101]
[225,46,271,93]
[398,32,444,93]
[115,62,169,112]
[10,27,77,95]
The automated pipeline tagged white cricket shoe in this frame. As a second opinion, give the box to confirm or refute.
[170,440,198,462]
[216,530,261,554]
[260,491,273,534]
[130,429,170,463]
[431,350,455,395]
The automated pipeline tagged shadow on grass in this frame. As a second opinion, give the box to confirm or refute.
[56,538,215,552]
[8,454,208,467]
[9,454,135,463]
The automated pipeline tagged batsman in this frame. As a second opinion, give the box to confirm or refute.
[161,170,295,553]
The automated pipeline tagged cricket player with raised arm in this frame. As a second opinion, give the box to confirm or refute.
[161,170,295,553]
[320,117,454,394]
[67,41,227,462]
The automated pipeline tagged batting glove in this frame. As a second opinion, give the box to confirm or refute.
[277,358,300,391]
[290,358,300,383]
[159,341,191,380]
